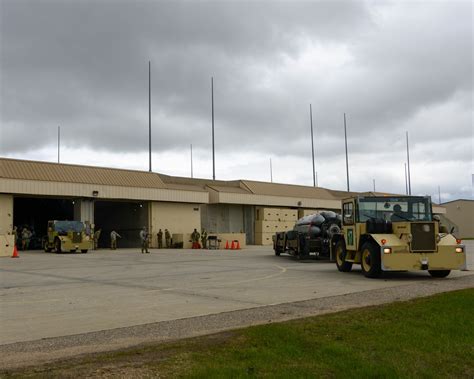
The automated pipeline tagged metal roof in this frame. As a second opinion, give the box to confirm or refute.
[241,180,338,200]
[1,158,167,189]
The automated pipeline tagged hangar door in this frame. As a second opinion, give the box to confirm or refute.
[94,201,148,249]
[13,197,74,250]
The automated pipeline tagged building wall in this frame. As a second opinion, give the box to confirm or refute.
[0,194,14,235]
[150,202,201,247]
[444,200,474,238]
[1,178,208,204]
[201,204,245,234]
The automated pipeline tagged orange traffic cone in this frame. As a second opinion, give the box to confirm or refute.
[231,241,235,250]
[236,241,240,250]
[11,244,19,258]
[225,241,229,249]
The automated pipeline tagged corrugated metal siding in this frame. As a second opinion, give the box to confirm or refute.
[0,178,208,203]
[1,158,167,189]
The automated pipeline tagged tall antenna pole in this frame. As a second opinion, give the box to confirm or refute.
[344,113,350,192]
[148,61,152,172]
[438,185,441,204]
[309,104,316,187]
[190,144,193,179]
[406,131,411,195]
[270,158,273,183]
[404,163,408,195]
[373,179,376,192]
[57,126,60,163]
[211,77,215,180]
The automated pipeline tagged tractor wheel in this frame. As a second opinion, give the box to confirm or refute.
[428,270,450,278]
[81,249,88,254]
[361,242,382,278]
[273,240,281,256]
[43,240,52,253]
[55,238,62,254]
[335,240,352,272]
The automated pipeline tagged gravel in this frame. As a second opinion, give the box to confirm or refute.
[1,273,472,370]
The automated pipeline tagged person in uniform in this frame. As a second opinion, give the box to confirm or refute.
[94,228,102,250]
[157,229,163,249]
[140,227,149,253]
[21,226,31,250]
[201,228,208,249]
[110,230,122,250]
[191,228,200,249]
[165,229,171,248]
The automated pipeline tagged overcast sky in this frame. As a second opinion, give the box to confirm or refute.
[1,0,472,202]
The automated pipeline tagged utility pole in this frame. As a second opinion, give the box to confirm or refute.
[373,179,376,192]
[211,77,215,180]
[406,131,411,195]
[438,185,441,204]
[309,104,316,187]
[404,163,408,195]
[57,126,60,163]
[190,144,193,178]
[270,158,273,183]
[148,60,152,172]
[344,113,350,192]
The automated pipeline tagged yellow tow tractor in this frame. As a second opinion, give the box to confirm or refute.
[44,220,93,254]
[331,196,465,278]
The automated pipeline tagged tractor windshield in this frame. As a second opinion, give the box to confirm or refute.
[53,221,84,233]
[357,197,432,223]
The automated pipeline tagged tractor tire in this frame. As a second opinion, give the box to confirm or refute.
[43,240,52,253]
[361,242,382,278]
[81,249,88,254]
[335,239,352,272]
[55,238,62,254]
[428,270,451,278]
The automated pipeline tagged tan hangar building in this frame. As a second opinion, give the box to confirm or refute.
[0,157,447,247]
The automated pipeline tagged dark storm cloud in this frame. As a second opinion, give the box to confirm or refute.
[0,0,472,200]
[1,0,371,153]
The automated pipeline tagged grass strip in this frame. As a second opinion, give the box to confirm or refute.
[3,289,473,378]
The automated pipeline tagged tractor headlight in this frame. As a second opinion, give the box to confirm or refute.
[383,247,392,254]
[455,247,464,253]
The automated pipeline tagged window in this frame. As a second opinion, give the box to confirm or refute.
[343,202,354,225]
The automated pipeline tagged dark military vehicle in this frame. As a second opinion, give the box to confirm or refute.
[273,211,341,259]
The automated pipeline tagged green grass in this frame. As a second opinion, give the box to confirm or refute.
[3,289,474,378]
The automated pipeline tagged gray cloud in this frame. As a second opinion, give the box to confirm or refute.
[0,0,472,200]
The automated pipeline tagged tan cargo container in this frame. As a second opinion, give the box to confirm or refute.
[256,207,298,222]
[255,232,274,245]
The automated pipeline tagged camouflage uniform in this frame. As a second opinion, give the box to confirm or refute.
[201,229,208,249]
[165,229,171,248]
[157,229,163,248]
[140,228,149,253]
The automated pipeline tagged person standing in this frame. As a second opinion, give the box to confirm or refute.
[157,229,163,249]
[201,228,208,249]
[165,229,171,248]
[94,228,102,250]
[140,227,149,254]
[21,226,31,250]
[110,230,122,250]
[191,228,200,249]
